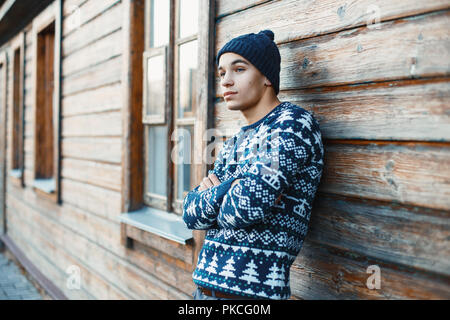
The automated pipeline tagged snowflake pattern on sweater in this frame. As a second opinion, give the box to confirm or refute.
[182,101,324,300]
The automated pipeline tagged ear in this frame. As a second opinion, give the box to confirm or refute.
[264,78,272,87]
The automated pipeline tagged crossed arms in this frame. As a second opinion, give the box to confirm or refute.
[182,129,312,230]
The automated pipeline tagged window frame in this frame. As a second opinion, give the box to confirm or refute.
[142,0,201,214]
[8,32,25,188]
[120,0,216,258]
[141,0,174,213]
[31,0,62,204]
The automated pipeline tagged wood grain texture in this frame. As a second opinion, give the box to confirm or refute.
[6,199,132,299]
[1,0,448,301]
[215,0,450,46]
[279,78,450,141]
[308,193,450,277]
[215,78,450,141]
[61,158,122,192]
[291,239,450,299]
[321,141,450,211]
[215,10,450,94]
[7,189,190,299]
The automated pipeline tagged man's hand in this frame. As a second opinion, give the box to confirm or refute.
[198,173,221,191]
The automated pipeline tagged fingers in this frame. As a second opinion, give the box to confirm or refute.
[209,173,221,186]
[202,176,214,189]
[198,173,221,191]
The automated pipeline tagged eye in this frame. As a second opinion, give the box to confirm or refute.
[236,67,245,72]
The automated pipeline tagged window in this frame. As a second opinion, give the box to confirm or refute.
[120,0,215,249]
[34,21,55,194]
[32,1,62,203]
[9,33,25,187]
[34,23,55,180]
[143,0,200,214]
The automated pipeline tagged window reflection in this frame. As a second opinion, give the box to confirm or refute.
[178,40,197,117]
[150,0,170,47]
[146,54,165,117]
[175,126,193,200]
[147,125,168,196]
[179,0,198,38]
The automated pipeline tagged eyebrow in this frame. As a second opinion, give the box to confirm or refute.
[218,59,250,70]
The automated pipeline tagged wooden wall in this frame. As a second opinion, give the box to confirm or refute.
[4,0,193,300]
[0,0,448,300]
[214,0,450,299]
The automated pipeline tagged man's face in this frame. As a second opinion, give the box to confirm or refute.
[218,52,269,111]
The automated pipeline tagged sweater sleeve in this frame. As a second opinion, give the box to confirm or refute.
[182,138,237,230]
[217,127,314,229]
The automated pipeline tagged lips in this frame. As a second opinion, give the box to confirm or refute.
[223,91,237,98]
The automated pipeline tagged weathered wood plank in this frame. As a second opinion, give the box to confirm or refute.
[7,192,190,299]
[8,182,195,297]
[63,0,120,36]
[125,224,193,266]
[216,0,450,46]
[62,1,122,57]
[126,240,196,296]
[62,55,122,97]
[23,87,33,110]
[7,192,138,299]
[61,178,122,222]
[215,10,450,92]
[308,193,450,276]
[216,0,272,18]
[62,111,122,137]
[63,0,88,17]
[62,28,122,77]
[215,78,450,141]
[283,10,450,89]
[321,142,450,211]
[61,136,122,163]
[61,82,122,116]
[8,181,123,263]
[7,223,92,299]
[280,79,450,141]
[61,158,121,191]
[291,240,450,299]
[6,202,131,299]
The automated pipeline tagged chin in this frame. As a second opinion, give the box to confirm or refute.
[225,101,243,110]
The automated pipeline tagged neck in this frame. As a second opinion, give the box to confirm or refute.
[241,92,281,126]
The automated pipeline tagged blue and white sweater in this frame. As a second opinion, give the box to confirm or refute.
[182,101,324,300]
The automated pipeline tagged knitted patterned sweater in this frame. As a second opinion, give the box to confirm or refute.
[182,101,324,299]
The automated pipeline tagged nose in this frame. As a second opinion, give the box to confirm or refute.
[220,72,234,88]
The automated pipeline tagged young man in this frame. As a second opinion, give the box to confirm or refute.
[183,30,324,300]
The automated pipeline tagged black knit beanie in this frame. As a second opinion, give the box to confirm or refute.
[216,29,281,95]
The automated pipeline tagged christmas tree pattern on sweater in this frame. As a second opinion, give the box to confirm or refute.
[183,101,324,299]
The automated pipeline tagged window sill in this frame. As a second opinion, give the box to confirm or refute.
[9,169,22,179]
[119,206,193,245]
[32,178,55,194]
